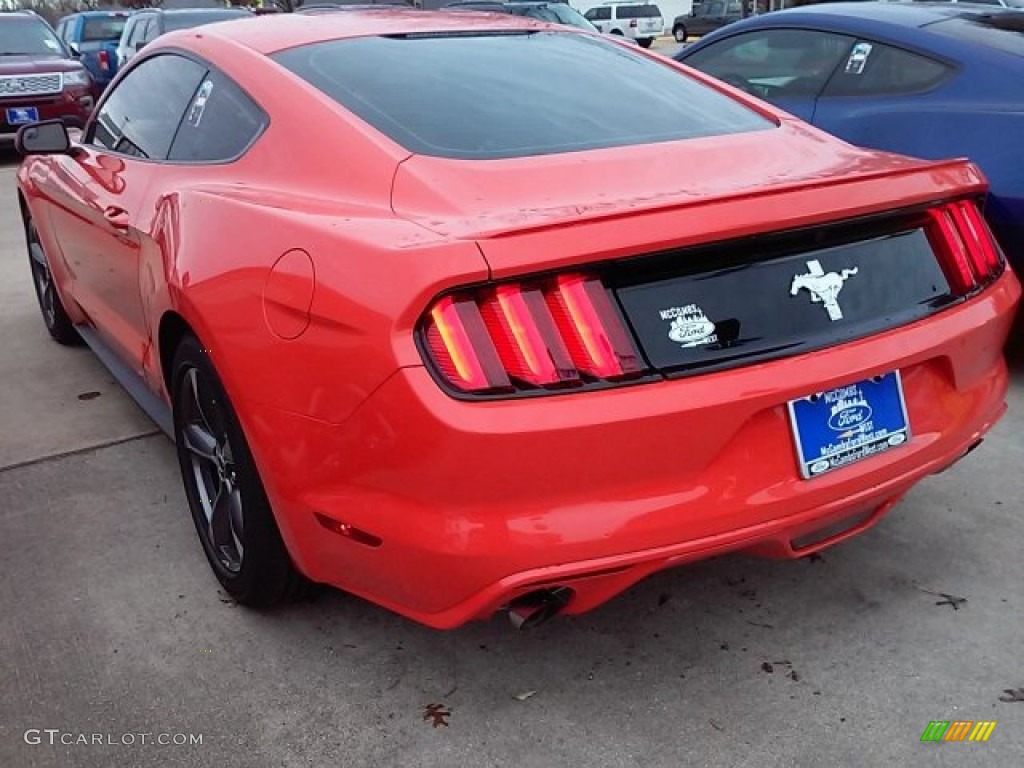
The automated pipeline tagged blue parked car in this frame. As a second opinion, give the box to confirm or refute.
[676,2,1024,271]
[53,11,130,91]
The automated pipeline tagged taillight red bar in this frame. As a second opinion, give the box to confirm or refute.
[97,50,110,72]
[927,199,1005,296]
[423,274,644,395]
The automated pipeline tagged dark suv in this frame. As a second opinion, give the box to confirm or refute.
[672,1,748,43]
[116,8,252,68]
[0,11,95,142]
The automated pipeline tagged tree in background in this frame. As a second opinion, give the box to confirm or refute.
[2,0,170,25]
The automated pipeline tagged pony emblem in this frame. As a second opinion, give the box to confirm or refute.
[790,259,858,321]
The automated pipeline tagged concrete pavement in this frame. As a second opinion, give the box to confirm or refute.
[1,153,1022,768]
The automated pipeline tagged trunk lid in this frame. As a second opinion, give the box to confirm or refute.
[392,120,989,377]
[390,120,983,257]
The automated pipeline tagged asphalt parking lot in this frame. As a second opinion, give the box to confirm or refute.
[1,137,1022,768]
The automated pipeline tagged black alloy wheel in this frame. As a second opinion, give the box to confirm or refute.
[172,336,305,605]
[25,216,80,345]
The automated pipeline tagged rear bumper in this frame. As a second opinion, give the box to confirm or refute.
[246,269,1020,628]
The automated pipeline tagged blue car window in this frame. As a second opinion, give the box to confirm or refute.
[683,29,855,101]
[82,17,128,43]
[823,42,953,98]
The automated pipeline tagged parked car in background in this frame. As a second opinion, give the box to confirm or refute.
[0,10,95,142]
[296,0,412,10]
[14,11,1019,628]
[584,1,664,46]
[672,0,771,44]
[116,8,252,67]
[676,2,1024,270]
[445,1,600,31]
[912,0,1024,7]
[53,11,129,91]
[672,0,742,43]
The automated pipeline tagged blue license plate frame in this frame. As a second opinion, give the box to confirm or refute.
[788,371,911,479]
[6,107,39,125]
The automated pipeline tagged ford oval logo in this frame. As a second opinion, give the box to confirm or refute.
[828,404,872,432]
[669,319,716,345]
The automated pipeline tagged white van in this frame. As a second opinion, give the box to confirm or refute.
[583,2,665,48]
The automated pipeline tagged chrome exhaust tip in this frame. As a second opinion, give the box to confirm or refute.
[507,588,572,630]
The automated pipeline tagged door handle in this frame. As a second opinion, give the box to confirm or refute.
[103,205,130,230]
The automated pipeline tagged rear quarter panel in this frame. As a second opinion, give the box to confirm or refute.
[132,37,489,425]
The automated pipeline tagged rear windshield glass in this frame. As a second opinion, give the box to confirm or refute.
[163,11,250,32]
[928,13,1024,57]
[617,4,663,18]
[82,17,128,42]
[273,32,773,160]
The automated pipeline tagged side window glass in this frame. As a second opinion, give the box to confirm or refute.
[584,8,597,20]
[169,70,267,162]
[89,54,206,160]
[598,7,612,20]
[823,42,953,97]
[127,19,141,46]
[684,30,855,100]
[137,19,151,44]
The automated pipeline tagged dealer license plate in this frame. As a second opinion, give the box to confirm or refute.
[6,107,39,125]
[788,371,911,479]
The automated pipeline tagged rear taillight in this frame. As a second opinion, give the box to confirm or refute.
[630,18,638,27]
[422,274,644,395]
[927,199,1005,296]
[97,50,110,72]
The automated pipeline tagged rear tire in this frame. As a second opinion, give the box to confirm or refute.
[638,38,653,48]
[24,215,80,346]
[674,25,687,43]
[171,336,306,607]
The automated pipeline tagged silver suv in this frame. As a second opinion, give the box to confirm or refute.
[583,2,664,48]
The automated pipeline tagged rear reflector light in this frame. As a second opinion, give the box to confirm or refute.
[314,512,382,547]
[927,199,1004,296]
[423,274,644,395]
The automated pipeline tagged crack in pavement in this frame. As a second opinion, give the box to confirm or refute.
[0,430,163,475]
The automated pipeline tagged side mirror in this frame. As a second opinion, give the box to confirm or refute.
[15,120,71,156]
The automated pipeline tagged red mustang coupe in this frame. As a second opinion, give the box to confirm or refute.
[15,11,1019,629]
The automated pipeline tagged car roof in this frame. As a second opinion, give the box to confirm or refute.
[747,1,1019,27]
[133,7,251,15]
[0,11,43,22]
[171,9,554,54]
[65,10,130,18]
